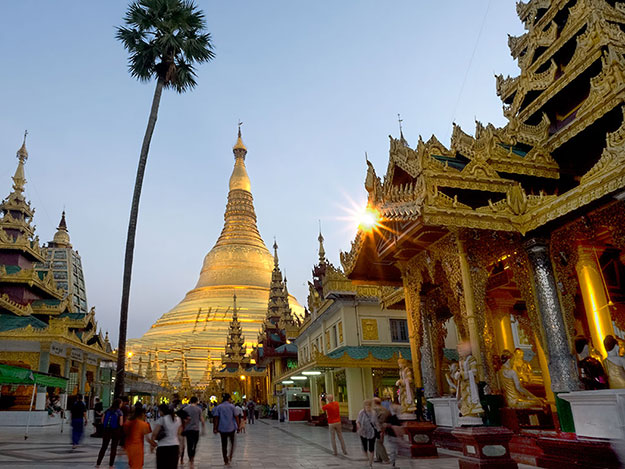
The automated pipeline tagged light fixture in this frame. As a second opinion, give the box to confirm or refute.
[291,376,307,380]
[240,375,246,380]
[282,380,294,384]
[302,371,321,375]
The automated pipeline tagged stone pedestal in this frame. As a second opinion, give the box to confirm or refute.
[558,389,625,439]
[452,426,517,469]
[536,435,620,469]
[402,421,438,457]
[428,397,458,427]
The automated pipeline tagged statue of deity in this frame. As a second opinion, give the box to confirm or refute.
[500,350,546,409]
[456,342,483,419]
[396,358,416,414]
[604,335,625,389]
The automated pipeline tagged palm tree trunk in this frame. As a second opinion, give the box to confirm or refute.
[115,77,165,398]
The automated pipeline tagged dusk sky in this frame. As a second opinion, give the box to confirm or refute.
[0,1,522,343]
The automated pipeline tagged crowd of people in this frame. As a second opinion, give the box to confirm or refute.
[321,393,407,469]
[64,391,408,468]
[67,392,253,468]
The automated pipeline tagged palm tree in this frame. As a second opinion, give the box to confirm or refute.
[114,0,215,397]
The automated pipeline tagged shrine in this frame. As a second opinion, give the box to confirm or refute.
[340,1,625,467]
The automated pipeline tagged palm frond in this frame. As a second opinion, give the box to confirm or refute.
[117,0,214,90]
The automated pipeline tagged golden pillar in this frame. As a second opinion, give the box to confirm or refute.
[576,245,614,358]
[402,277,423,389]
[457,238,484,379]
[494,313,515,353]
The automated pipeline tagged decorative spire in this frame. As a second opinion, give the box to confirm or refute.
[221,293,250,369]
[12,133,28,195]
[180,349,191,390]
[273,239,279,267]
[397,113,408,146]
[233,121,247,153]
[51,210,71,247]
[318,227,326,265]
[160,361,171,388]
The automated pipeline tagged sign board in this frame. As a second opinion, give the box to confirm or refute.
[70,348,83,361]
[86,356,98,366]
[50,343,65,357]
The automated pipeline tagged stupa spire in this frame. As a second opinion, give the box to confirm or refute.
[194,124,273,290]
[52,210,71,247]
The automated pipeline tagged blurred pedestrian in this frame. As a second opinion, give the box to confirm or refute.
[183,396,205,468]
[70,394,87,449]
[96,398,124,468]
[356,399,379,469]
[373,397,390,463]
[124,405,152,469]
[212,393,241,466]
[149,403,182,469]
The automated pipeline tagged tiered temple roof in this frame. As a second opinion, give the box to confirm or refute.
[341,0,625,285]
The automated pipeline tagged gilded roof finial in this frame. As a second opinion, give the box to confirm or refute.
[233,121,247,153]
[318,222,326,264]
[17,130,28,161]
[52,210,71,247]
[397,114,408,146]
[232,292,238,319]
[273,238,279,267]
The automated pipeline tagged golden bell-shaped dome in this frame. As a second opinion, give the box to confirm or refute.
[127,128,303,383]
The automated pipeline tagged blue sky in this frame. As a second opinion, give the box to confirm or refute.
[0,1,522,342]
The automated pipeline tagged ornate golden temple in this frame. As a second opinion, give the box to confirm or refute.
[340,0,625,466]
[127,128,303,384]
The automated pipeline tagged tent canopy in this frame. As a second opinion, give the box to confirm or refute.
[0,364,68,389]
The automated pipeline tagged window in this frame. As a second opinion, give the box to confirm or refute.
[331,324,338,349]
[390,319,409,342]
[52,261,67,269]
[53,251,66,259]
[53,271,68,280]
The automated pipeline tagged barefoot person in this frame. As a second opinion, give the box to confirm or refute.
[320,393,348,456]
[149,403,182,469]
[183,396,205,468]
[212,393,241,466]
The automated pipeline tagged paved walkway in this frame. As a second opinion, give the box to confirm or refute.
[0,418,535,468]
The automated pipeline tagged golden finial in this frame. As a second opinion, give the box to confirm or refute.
[17,130,28,160]
[318,222,326,264]
[233,121,247,152]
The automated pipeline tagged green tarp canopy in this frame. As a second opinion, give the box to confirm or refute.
[0,364,68,389]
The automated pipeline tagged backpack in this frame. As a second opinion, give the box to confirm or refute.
[103,409,120,429]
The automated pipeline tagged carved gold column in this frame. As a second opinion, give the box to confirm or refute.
[576,245,614,358]
[492,311,514,353]
[402,275,423,389]
[524,238,579,392]
[457,238,484,380]
[533,332,556,404]
[420,296,438,398]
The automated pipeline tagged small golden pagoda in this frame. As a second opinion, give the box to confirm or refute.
[128,127,304,383]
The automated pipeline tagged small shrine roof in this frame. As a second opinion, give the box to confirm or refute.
[0,314,46,332]
[326,345,412,361]
[275,343,297,354]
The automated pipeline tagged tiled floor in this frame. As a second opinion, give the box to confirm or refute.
[0,418,535,468]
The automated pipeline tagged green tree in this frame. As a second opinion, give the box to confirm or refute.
[114,0,214,397]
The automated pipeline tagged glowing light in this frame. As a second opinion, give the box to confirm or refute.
[291,376,307,380]
[358,207,380,231]
[282,380,294,384]
[240,375,246,381]
[127,352,133,358]
[302,371,321,375]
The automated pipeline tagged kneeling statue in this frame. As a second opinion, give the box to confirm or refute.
[500,349,546,409]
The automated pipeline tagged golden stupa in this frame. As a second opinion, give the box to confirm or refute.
[127,128,304,384]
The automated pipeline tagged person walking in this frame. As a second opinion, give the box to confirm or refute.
[373,397,390,463]
[149,403,182,469]
[91,397,104,437]
[70,394,87,450]
[383,403,404,468]
[183,396,205,468]
[212,393,241,466]
[320,394,348,456]
[96,398,124,468]
[124,406,152,469]
[246,399,256,425]
[356,399,379,469]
